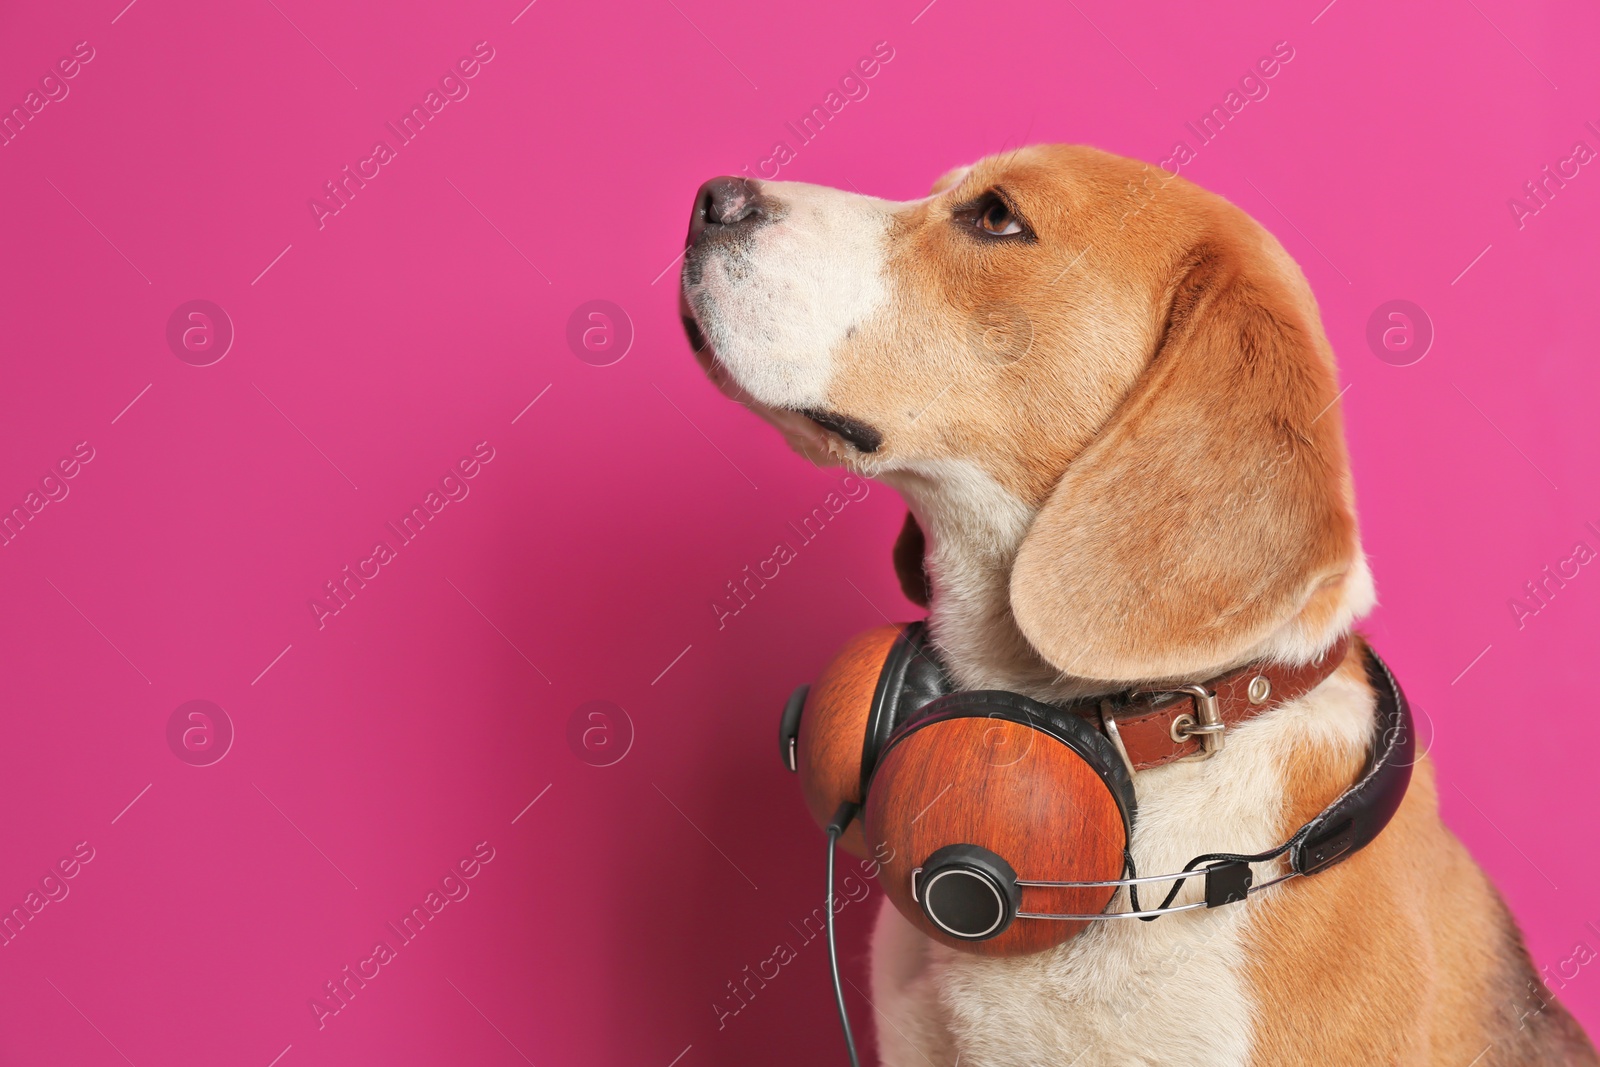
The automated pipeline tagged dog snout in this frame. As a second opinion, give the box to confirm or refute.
[687,176,767,247]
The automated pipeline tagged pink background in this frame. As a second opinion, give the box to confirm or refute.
[1,0,1597,1063]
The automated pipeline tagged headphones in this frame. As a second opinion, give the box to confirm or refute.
[782,621,1415,957]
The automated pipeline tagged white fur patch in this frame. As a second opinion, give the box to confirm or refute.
[880,458,1048,693]
[682,182,894,410]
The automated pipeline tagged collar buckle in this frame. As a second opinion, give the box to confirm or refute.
[1163,684,1225,758]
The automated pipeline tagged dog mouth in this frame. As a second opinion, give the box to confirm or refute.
[791,409,882,453]
[680,296,884,459]
[679,298,737,396]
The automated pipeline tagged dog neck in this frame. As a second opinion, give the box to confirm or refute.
[887,459,1081,699]
[885,459,1376,705]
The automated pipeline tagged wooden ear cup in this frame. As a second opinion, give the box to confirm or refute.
[793,624,908,858]
[863,704,1130,955]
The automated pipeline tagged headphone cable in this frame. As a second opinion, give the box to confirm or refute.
[826,802,862,1067]
[1126,829,1307,918]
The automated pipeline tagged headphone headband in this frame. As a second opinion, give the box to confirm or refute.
[1289,647,1414,875]
[789,627,1413,929]
[858,621,948,794]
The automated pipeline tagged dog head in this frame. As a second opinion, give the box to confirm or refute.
[680,144,1372,688]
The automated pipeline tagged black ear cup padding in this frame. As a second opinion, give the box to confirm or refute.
[858,621,950,794]
[882,689,1139,833]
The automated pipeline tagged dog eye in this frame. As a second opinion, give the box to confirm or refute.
[978,202,1019,235]
[969,195,1024,237]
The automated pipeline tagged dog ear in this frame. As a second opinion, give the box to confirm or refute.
[892,511,930,607]
[1009,241,1359,683]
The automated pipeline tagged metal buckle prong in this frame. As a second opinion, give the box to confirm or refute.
[1169,684,1225,757]
[1152,684,1222,758]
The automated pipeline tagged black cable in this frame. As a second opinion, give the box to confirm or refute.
[825,803,862,1067]
[1127,825,1311,918]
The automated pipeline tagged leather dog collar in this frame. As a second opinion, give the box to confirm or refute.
[864,624,1355,778]
[1097,633,1353,774]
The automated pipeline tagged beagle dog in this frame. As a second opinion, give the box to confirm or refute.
[679,145,1596,1066]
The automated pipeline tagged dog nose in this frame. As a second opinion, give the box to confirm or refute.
[687,176,766,246]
